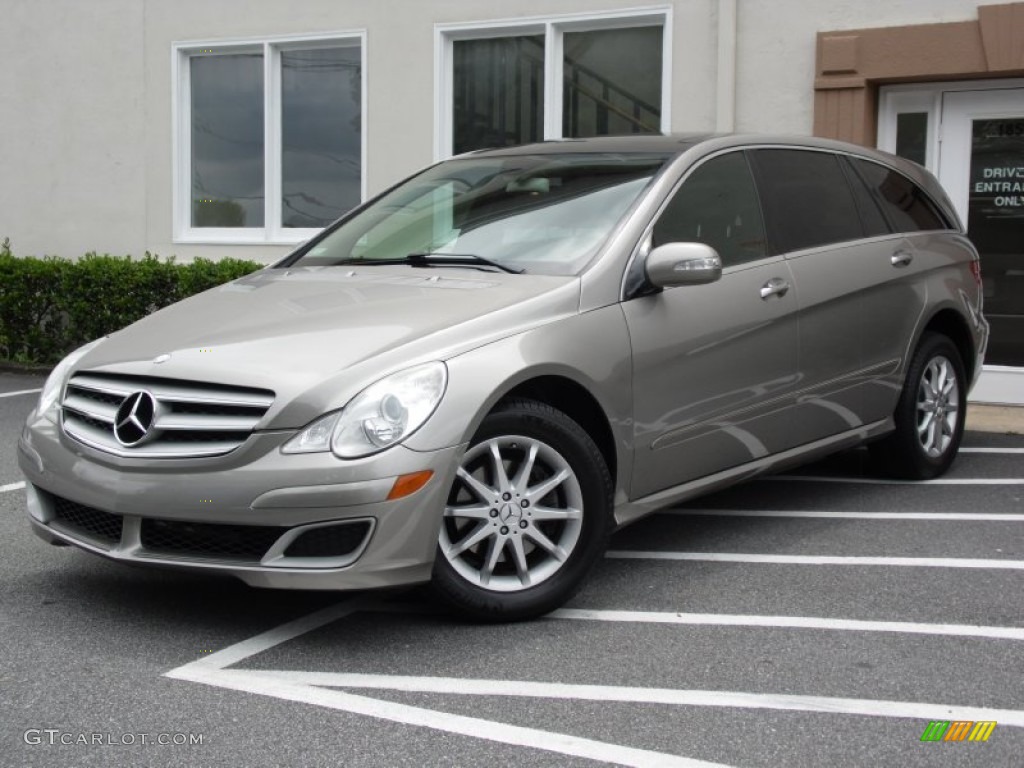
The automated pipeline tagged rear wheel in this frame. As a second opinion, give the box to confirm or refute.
[431,398,613,621]
[871,332,967,479]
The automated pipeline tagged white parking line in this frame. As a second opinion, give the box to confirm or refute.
[230,670,1024,729]
[1,481,26,494]
[166,599,734,768]
[770,476,1024,485]
[550,608,1024,641]
[960,447,1024,454]
[0,388,41,398]
[606,551,1024,570]
[663,508,1024,521]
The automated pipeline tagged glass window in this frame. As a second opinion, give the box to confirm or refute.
[751,149,863,253]
[562,27,662,139]
[281,46,362,228]
[852,158,948,233]
[179,37,364,241]
[190,54,264,228]
[840,158,891,237]
[895,112,928,166]
[965,117,1024,366]
[443,14,667,156]
[288,153,670,276]
[652,152,767,267]
[452,37,544,155]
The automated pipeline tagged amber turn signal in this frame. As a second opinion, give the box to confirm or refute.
[386,470,434,500]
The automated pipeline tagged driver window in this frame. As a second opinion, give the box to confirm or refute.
[652,151,767,267]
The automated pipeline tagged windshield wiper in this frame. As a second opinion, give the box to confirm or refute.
[405,253,523,274]
[331,253,523,274]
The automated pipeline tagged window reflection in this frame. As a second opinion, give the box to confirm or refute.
[452,37,545,155]
[190,54,264,227]
[563,27,662,138]
[282,46,362,228]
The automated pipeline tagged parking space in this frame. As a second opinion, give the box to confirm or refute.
[2,372,1022,767]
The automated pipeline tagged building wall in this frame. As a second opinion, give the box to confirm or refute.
[0,0,1007,262]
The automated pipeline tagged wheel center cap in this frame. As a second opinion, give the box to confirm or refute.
[499,503,521,525]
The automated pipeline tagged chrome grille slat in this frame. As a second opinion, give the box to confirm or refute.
[154,413,262,431]
[69,373,274,408]
[62,394,118,424]
[61,372,275,459]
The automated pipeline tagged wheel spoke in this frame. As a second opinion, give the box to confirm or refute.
[445,521,493,559]
[510,535,531,586]
[479,537,504,587]
[524,527,568,561]
[511,441,539,491]
[456,466,497,503]
[488,440,511,492]
[444,504,492,520]
[525,468,570,504]
[917,410,935,435]
[926,416,941,455]
[529,504,581,521]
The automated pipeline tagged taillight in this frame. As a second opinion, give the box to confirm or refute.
[969,258,982,287]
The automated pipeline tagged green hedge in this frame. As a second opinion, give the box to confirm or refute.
[0,240,263,365]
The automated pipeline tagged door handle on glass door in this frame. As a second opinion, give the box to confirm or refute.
[891,249,914,267]
[760,278,790,299]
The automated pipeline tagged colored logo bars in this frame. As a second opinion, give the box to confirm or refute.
[920,720,997,742]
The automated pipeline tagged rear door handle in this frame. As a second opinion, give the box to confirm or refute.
[891,249,914,267]
[760,277,790,300]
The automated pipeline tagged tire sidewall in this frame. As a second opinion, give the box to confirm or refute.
[894,333,967,478]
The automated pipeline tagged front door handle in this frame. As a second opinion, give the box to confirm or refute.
[760,277,790,300]
[891,249,914,267]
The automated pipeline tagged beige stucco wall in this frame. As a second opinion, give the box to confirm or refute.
[0,0,1011,262]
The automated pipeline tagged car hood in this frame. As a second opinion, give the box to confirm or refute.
[75,265,580,428]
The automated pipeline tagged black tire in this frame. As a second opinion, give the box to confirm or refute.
[870,332,967,480]
[431,398,613,621]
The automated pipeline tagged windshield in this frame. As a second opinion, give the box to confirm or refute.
[284,152,671,275]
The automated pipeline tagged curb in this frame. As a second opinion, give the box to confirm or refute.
[966,404,1024,435]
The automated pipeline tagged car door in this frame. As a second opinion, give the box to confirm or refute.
[622,150,801,499]
[748,147,917,442]
[844,156,958,422]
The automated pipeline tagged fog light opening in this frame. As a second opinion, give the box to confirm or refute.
[387,470,434,501]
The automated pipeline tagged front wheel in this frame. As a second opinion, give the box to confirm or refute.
[871,332,967,479]
[431,399,613,621]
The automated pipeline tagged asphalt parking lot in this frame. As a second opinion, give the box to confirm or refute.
[2,371,1022,767]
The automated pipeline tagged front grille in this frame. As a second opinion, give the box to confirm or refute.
[283,521,372,558]
[140,519,285,562]
[51,496,122,545]
[61,372,274,459]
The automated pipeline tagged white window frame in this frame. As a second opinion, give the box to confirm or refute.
[172,31,367,245]
[878,78,1024,176]
[434,7,673,161]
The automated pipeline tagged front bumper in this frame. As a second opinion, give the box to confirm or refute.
[18,409,464,590]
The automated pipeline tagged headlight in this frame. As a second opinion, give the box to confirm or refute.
[37,338,106,415]
[282,362,448,458]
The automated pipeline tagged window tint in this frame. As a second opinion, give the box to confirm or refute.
[751,149,865,253]
[453,36,545,155]
[851,158,949,232]
[652,152,767,266]
[841,157,891,237]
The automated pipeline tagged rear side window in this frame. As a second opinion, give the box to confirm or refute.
[840,158,891,237]
[652,151,767,267]
[850,158,949,233]
[750,149,863,253]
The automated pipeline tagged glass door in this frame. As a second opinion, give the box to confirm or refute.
[938,88,1024,400]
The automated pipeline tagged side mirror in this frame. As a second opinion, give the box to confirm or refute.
[645,243,723,289]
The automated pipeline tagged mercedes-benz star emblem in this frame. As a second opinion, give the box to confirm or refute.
[113,391,157,446]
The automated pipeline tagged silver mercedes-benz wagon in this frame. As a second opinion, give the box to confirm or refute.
[19,135,988,620]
